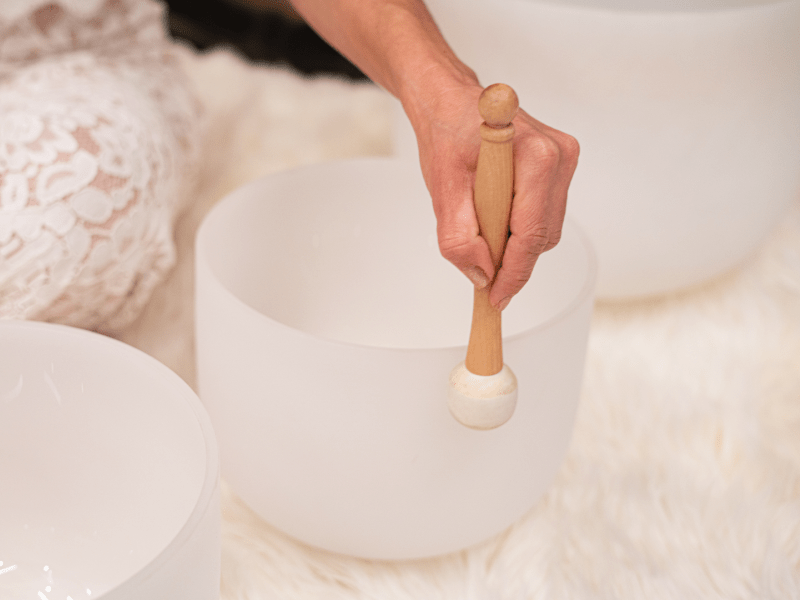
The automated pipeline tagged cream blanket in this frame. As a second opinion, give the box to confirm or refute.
[117,47,800,599]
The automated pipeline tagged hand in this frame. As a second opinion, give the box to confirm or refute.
[288,0,578,308]
[405,73,580,311]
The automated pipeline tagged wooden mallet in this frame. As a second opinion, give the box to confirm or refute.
[448,83,519,430]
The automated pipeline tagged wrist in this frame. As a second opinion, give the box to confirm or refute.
[398,61,482,136]
[399,66,483,157]
[364,3,479,133]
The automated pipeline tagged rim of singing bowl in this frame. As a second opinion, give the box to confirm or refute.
[0,320,220,599]
[196,157,597,352]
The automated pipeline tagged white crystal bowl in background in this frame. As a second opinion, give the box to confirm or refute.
[0,321,220,600]
[394,0,800,299]
[195,158,596,559]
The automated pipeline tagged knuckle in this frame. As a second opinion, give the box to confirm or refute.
[544,227,562,252]
[519,223,561,256]
[560,133,580,164]
[526,132,580,171]
[523,225,552,254]
[437,233,471,263]
[531,137,561,167]
[502,263,534,290]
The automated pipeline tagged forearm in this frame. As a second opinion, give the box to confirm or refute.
[289,0,479,125]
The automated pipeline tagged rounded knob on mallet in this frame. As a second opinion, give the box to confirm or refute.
[449,83,519,431]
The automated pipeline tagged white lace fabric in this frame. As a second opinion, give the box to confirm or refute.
[0,0,201,331]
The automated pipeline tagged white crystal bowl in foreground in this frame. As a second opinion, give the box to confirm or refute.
[0,321,220,600]
[394,0,800,299]
[195,158,596,559]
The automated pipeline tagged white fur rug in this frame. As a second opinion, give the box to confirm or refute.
[116,46,800,599]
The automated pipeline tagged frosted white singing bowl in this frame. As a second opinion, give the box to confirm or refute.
[394,0,800,299]
[195,158,596,559]
[0,321,220,600]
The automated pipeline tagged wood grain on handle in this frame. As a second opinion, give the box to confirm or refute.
[465,84,518,376]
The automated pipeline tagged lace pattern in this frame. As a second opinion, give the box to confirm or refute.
[0,0,165,74]
[0,0,201,331]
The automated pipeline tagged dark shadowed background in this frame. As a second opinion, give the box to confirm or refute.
[165,0,368,80]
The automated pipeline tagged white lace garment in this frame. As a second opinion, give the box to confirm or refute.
[0,0,201,331]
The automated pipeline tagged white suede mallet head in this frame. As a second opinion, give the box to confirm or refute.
[448,362,518,430]
[448,84,519,431]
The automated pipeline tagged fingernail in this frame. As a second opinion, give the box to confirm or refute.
[496,296,512,311]
[464,266,490,289]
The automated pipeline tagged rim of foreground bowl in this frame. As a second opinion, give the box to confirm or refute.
[504,0,795,15]
[0,320,220,598]
[196,157,598,355]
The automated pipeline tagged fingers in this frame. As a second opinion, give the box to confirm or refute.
[427,149,497,288]
[414,89,578,305]
[438,219,494,289]
[489,113,580,309]
[411,82,498,289]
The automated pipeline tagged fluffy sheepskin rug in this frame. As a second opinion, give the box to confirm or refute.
[117,47,800,599]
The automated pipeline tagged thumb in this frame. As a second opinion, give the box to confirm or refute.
[435,195,496,289]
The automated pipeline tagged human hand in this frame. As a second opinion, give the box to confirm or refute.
[404,72,579,311]
[288,0,577,308]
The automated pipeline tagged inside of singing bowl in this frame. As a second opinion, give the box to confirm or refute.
[0,321,220,600]
[195,157,596,559]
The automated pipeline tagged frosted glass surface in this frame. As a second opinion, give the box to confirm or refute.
[0,322,220,600]
[394,0,800,298]
[195,158,596,559]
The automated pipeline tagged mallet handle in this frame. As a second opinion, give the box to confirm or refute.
[465,84,518,376]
